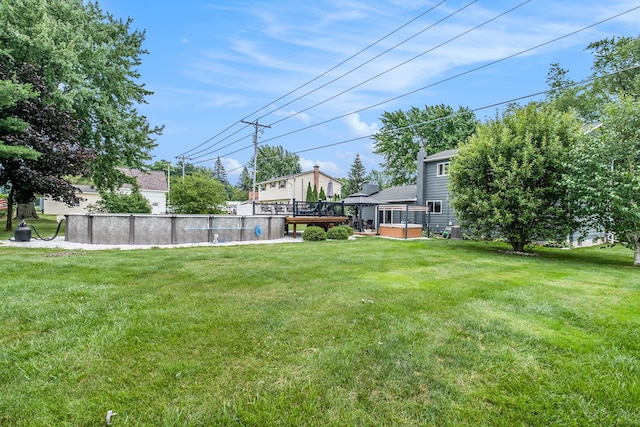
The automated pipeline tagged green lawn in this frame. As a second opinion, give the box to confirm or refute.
[0,238,638,426]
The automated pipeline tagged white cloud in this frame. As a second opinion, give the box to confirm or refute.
[300,157,341,176]
[343,113,378,136]
[223,158,245,177]
[270,105,312,124]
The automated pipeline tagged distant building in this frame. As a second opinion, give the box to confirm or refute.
[257,165,342,203]
[43,168,168,215]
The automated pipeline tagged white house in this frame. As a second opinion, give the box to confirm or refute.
[257,165,342,203]
[43,168,168,215]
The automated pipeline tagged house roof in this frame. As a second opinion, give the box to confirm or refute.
[372,185,417,203]
[75,184,98,194]
[118,168,168,192]
[424,149,458,162]
[258,169,341,185]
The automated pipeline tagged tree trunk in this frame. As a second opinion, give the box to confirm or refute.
[635,240,640,267]
[5,191,14,231]
[16,202,39,220]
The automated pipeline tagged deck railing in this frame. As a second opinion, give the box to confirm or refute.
[252,200,345,217]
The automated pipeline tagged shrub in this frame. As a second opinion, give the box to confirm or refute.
[334,225,354,236]
[327,226,349,240]
[302,226,327,241]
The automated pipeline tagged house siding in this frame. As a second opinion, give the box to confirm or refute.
[258,170,342,203]
[416,149,459,233]
[424,161,458,232]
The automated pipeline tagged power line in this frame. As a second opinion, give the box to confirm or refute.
[253,3,640,146]
[241,119,271,201]
[193,0,530,160]
[191,4,640,167]
[177,1,449,158]
[217,63,640,175]
[249,1,473,124]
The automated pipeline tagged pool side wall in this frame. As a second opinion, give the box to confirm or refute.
[65,214,285,245]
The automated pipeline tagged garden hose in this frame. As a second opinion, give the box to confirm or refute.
[29,219,65,241]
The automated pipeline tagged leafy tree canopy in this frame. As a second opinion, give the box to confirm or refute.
[373,104,477,186]
[0,61,95,230]
[449,103,582,252]
[549,34,640,265]
[565,97,640,265]
[0,0,162,191]
[88,190,151,214]
[245,145,301,189]
[170,173,226,214]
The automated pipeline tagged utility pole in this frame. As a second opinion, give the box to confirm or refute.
[241,119,271,201]
[176,155,191,182]
[167,162,171,210]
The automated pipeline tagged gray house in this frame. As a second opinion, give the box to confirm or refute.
[416,148,459,234]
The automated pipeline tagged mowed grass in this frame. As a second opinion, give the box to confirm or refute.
[0,238,638,426]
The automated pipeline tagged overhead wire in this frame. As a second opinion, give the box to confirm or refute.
[218,62,640,175]
[248,0,472,124]
[264,0,529,128]
[191,4,640,168]
[251,3,640,145]
[177,1,449,159]
[193,0,531,162]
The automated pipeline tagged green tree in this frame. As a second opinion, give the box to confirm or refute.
[305,182,316,202]
[366,169,390,190]
[449,103,582,252]
[0,62,94,230]
[0,0,162,191]
[318,186,326,201]
[213,157,227,184]
[547,36,640,122]
[341,154,367,197]
[224,183,248,201]
[249,145,301,183]
[0,78,40,161]
[566,98,640,265]
[373,104,477,185]
[88,190,151,214]
[238,167,252,192]
[170,173,226,214]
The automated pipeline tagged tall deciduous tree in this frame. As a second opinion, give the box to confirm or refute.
[373,104,477,185]
[248,145,301,184]
[0,62,95,230]
[548,34,640,265]
[0,0,162,192]
[170,173,226,214]
[450,103,582,252]
[566,98,640,266]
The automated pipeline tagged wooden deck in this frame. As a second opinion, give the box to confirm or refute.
[285,216,348,237]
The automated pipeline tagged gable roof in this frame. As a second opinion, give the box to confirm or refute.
[372,185,417,203]
[424,149,458,162]
[118,168,168,192]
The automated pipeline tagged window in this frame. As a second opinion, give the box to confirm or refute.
[279,181,286,189]
[426,200,442,214]
[260,184,266,191]
[437,162,450,177]
[270,182,276,188]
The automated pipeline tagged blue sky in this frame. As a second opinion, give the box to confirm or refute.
[100,0,640,182]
